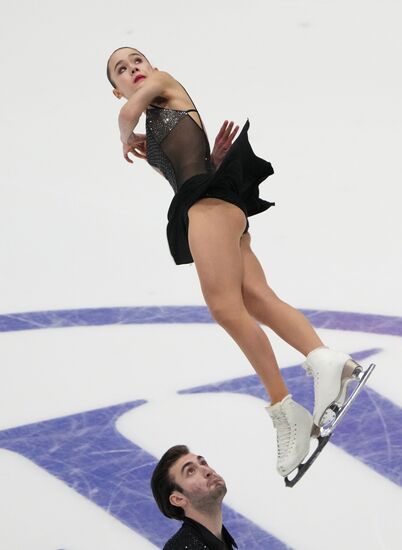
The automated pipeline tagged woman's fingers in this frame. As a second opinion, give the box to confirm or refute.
[123,144,134,163]
[123,138,147,162]
[229,124,239,140]
[215,121,239,150]
[127,133,147,147]
[215,120,229,142]
[225,124,239,147]
[133,148,147,159]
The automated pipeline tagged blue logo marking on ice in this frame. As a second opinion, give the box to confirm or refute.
[0,400,287,549]
[1,306,401,336]
[0,306,401,547]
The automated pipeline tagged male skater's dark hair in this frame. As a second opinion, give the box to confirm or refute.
[151,444,190,520]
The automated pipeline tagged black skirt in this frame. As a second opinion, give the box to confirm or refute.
[166,120,275,265]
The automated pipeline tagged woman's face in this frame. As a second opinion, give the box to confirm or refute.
[108,48,154,99]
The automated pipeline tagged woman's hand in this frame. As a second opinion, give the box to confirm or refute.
[123,133,147,163]
[211,120,239,169]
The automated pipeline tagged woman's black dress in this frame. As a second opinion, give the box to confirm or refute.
[146,103,274,265]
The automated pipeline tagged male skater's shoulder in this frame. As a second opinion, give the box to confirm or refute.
[163,517,237,549]
[162,518,205,549]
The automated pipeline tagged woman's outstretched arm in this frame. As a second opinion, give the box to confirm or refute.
[118,71,173,143]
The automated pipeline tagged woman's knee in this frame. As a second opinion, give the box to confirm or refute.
[242,285,283,322]
[207,298,245,329]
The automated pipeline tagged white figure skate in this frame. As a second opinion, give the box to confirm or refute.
[281,348,376,487]
[303,347,376,436]
[266,395,313,479]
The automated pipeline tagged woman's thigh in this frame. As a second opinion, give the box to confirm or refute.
[240,232,279,304]
[188,198,247,302]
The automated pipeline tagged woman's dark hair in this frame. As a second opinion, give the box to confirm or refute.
[106,46,148,88]
[151,445,190,520]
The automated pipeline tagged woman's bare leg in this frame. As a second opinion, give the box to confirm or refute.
[188,199,288,404]
[240,232,324,356]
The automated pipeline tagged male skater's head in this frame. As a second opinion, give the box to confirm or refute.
[151,445,237,549]
[151,444,227,519]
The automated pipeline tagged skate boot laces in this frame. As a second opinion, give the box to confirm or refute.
[305,364,320,393]
[305,364,335,426]
[272,411,296,462]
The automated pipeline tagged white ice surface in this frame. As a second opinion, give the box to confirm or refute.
[0,450,156,550]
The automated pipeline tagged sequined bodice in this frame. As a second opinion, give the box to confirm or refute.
[146,105,212,193]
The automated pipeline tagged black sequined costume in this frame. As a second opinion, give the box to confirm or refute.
[163,517,237,549]
[146,99,274,265]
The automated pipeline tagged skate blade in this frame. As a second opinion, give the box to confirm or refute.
[338,358,364,402]
[319,363,376,437]
[284,435,331,488]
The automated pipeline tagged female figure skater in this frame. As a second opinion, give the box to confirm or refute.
[106,47,370,482]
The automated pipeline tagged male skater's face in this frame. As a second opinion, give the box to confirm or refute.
[169,453,227,512]
[108,47,154,99]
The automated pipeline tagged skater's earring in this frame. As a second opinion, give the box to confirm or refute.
[113,89,123,99]
[169,491,186,509]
